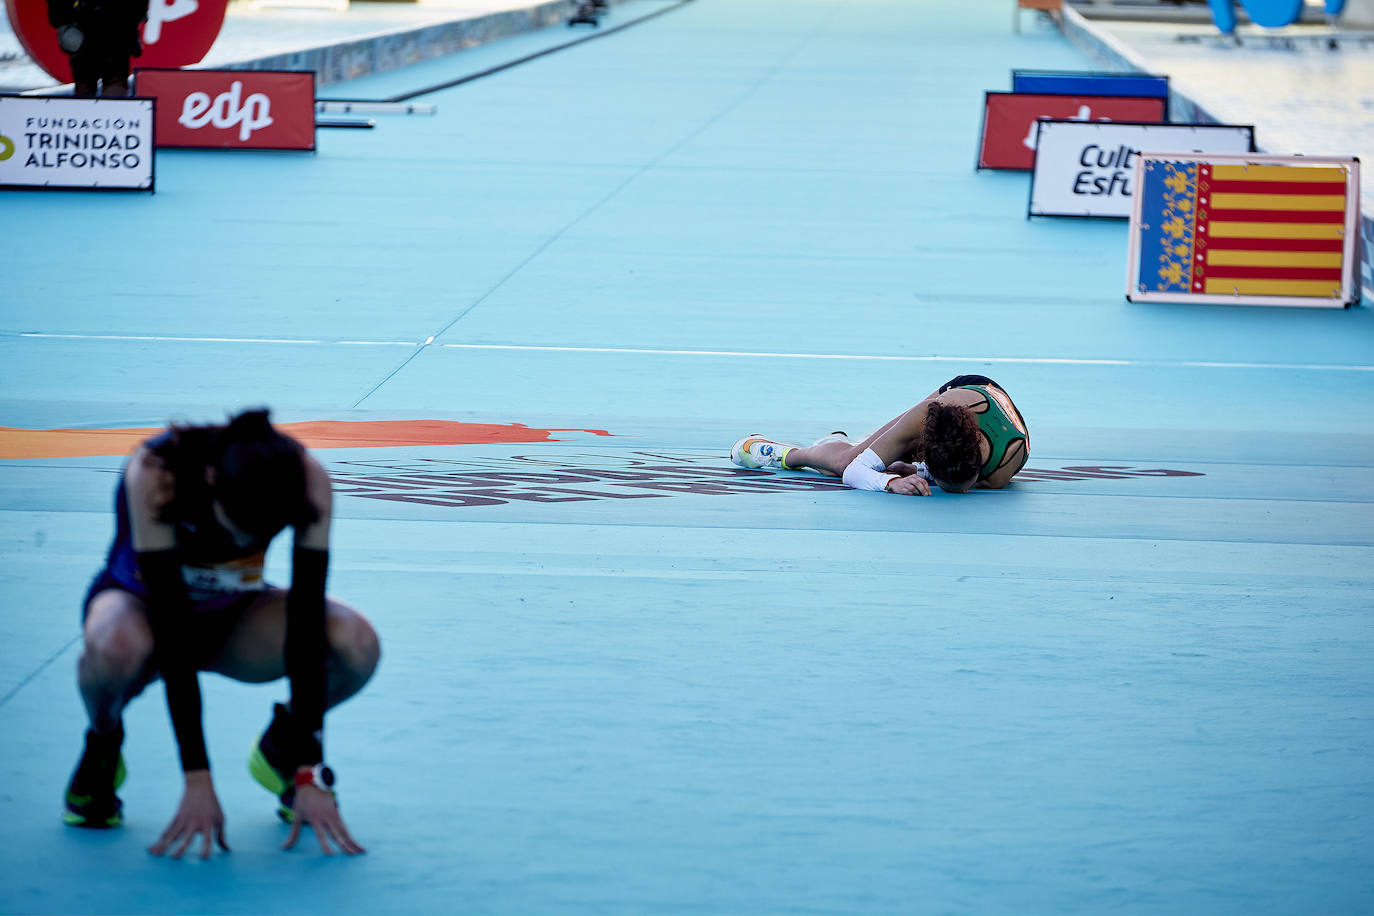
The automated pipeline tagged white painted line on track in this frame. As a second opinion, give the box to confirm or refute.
[433,343,1131,364]
[13,334,1374,373]
[18,333,418,346]
[438,343,1374,373]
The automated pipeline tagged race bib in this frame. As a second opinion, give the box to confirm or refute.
[181,552,266,601]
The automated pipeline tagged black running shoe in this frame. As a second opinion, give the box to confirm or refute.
[248,703,299,822]
[64,727,127,828]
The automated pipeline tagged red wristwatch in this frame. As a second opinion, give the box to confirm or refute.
[294,763,336,792]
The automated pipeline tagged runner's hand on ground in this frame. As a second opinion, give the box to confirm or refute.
[284,785,365,856]
[148,770,228,859]
[886,474,930,496]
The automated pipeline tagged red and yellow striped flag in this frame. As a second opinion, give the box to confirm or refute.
[1192,164,1347,298]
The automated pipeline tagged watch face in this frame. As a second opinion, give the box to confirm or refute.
[318,765,335,789]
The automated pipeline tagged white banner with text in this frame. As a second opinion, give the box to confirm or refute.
[1029,120,1253,219]
[0,95,153,191]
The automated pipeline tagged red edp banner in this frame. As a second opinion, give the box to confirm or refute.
[4,0,230,85]
[134,69,316,151]
[977,92,1167,171]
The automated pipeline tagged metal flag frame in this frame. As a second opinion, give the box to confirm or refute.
[1125,152,1361,308]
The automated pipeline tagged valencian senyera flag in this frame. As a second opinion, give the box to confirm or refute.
[1131,154,1360,306]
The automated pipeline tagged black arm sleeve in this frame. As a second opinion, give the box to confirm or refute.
[285,547,328,765]
[135,549,210,772]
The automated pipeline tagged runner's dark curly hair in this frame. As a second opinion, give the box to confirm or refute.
[153,408,318,536]
[920,401,982,492]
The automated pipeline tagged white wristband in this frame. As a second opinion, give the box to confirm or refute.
[842,447,900,492]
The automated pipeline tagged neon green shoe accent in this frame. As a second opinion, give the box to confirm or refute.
[779,447,795,469]
[63,754,126,827]
[249,730,303,822]
[248,744,288,796]
[64,758,126,805]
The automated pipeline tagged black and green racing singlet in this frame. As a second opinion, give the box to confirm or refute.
[956,384,1027,478]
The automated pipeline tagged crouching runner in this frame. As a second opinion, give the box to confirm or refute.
[64,408,380,857]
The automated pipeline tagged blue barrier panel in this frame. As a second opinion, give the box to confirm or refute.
[1012,70,1169,99]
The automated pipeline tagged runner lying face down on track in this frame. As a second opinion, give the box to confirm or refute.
[64,408,380,858]
[731,374,1029,495]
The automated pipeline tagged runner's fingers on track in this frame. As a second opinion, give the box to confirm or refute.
[322,812,365,855]
[284,790,326,851]
[148,816,187,856]
[183,820,215,859]
[283,818,304,851]
[307,807,365,855]
[150,816,215,859]
[314,821,334,856]
[283,807,364,855]
[171,829,192,860]
[888,475,930,496]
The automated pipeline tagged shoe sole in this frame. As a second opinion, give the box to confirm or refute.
[63,809,122,828]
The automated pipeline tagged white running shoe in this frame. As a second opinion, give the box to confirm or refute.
[810,431,851,447]
[730,435,791,469]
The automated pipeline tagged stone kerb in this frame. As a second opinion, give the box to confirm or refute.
[233,0,597,84]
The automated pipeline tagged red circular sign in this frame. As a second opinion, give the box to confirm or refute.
[5,0,230,83]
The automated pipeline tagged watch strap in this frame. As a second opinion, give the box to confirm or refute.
[293,763,335,791]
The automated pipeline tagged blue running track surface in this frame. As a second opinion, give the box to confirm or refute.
[2,1,1372,913]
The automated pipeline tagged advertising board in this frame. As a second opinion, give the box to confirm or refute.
[978,92,1167,171]
[1029,120,1254,219]
[135,69,316,151]
[0,96,154,191]
[1011,70,1169,100]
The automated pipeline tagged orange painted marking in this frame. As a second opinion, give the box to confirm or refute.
[0,420,618,460]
